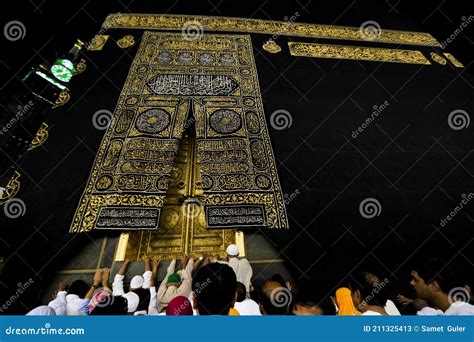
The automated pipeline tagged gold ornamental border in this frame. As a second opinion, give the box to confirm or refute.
[288,42,431,65]
[102,13,441,47]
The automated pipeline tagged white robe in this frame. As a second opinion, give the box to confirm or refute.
[48,292,89,315]
[112,270,155,314]
[444,301,474,315]
[218,257,253,292]
[234,298,261,316]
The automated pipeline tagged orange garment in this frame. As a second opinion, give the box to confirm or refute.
[229,308,240,316]
[336,287,361,316]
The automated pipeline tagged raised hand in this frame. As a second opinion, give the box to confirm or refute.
[117,259,131,275]
[102,268,111,289]
[181,255,190,269]
[93,269,102,287]
[58,282,69,292]
[53,282,69,299]
[396,294,413,305]
[152,256,160,272]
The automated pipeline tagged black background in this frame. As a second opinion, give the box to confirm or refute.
[0,0,473,313]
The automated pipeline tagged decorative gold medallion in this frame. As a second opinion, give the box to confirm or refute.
[430,52,447,65]
[52,90,70,109]
[0,171,21,205]
[117,35,135,48]
[74,59,87,74]
[443,53,464,68]
[263,40,282,54]
[288,42,431,65]
[28,122,49,151]
[87,35,109,51]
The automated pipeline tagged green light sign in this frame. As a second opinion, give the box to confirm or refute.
[50,58,76,83]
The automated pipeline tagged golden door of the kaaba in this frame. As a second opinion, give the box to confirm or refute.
[71,32,289,260]
[119,128,237,260]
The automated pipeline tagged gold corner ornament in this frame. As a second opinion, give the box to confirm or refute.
[430,52,447,65]
[0,171,21,205]
[28,122,49,151]
[102,13,441,47]
[87,35,109,51]
[52,90,70,109]
[263,40,281,54]
[117,35,135,48]
[74,59,87,75]
[443,53,464,68]
[288,42,431,65]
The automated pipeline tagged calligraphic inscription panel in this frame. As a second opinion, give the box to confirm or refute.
[71,32,288,232]
[288,42,431,65]
[102,14,440,47]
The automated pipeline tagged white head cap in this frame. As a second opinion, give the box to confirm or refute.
[226,244,239,257]
[130,275,144,289]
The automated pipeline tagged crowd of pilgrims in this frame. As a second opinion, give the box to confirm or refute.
[26,244,474,316]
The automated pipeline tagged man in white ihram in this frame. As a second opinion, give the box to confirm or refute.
[217,244,253,294]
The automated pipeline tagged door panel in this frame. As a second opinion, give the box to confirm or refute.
[124,130,235,260]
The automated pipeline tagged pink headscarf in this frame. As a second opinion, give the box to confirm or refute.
[166,296,193,315]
